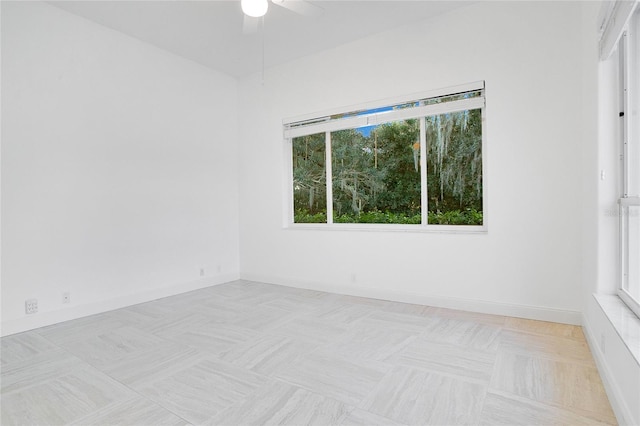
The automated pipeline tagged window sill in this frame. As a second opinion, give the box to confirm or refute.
[284,223,487,234]
[594,293,640,366]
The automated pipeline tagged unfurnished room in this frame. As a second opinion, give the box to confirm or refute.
[1,0,640,425]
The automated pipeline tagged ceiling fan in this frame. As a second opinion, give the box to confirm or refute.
[241,0,323,34]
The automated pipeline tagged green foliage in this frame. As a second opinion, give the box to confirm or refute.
[294,210,327,223]
[292,133,326,215]
[426,109,483,212]
[293,208,483,225]
[292,107,483,225]
[331,128,385,216]
[334,210,421,224]
[428,209,483,225]
[372,120,421,213]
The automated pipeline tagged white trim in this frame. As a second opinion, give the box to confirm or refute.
[619,287,640,318]
[481,104,489,231]
[420,116,428,225]
[617,16,640,319]
[600,0,639,60]
[325,131,334,224]
[240,273,582,325]
[285,223,486,233]
[283,137,294,226]
[0,273,240,337]
[621,31,629,198]
[283,81,485,126]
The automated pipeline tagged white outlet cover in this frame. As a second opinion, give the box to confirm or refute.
[25,298,38,314]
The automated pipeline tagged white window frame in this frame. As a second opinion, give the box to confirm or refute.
[283,81,487,233]
[618,11,640,318]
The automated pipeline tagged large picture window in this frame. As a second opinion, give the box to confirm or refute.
[286,82,486,230]
[618,8,640,317]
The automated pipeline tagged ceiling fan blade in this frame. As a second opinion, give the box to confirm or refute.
[243,14,259,35]
[271,0,323,17]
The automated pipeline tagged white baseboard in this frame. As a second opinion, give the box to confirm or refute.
[582,312,633,426]
[0,272,239,337]
[2,271,583,335]
[240,273,582,325]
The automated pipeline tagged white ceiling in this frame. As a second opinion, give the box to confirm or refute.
[49,0,474,78]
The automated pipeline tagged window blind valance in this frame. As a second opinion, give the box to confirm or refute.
[283,81,485,139]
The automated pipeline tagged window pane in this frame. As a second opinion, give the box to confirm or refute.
[629,10,640,197]
[292,133,326,223]
[426,109,483,225]
[331,120,421,224]
[620,10,640,316]
[623,206,640,302]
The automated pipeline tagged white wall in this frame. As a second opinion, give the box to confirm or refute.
[1,1,240,335]
[238,1,586,323]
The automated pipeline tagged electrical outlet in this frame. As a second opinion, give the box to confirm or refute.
[62,292,71,304]
[25,299,38,315]
[600,333,606,355]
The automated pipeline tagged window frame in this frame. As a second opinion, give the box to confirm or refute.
[617,11,640,318]
[283,81,487,233]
